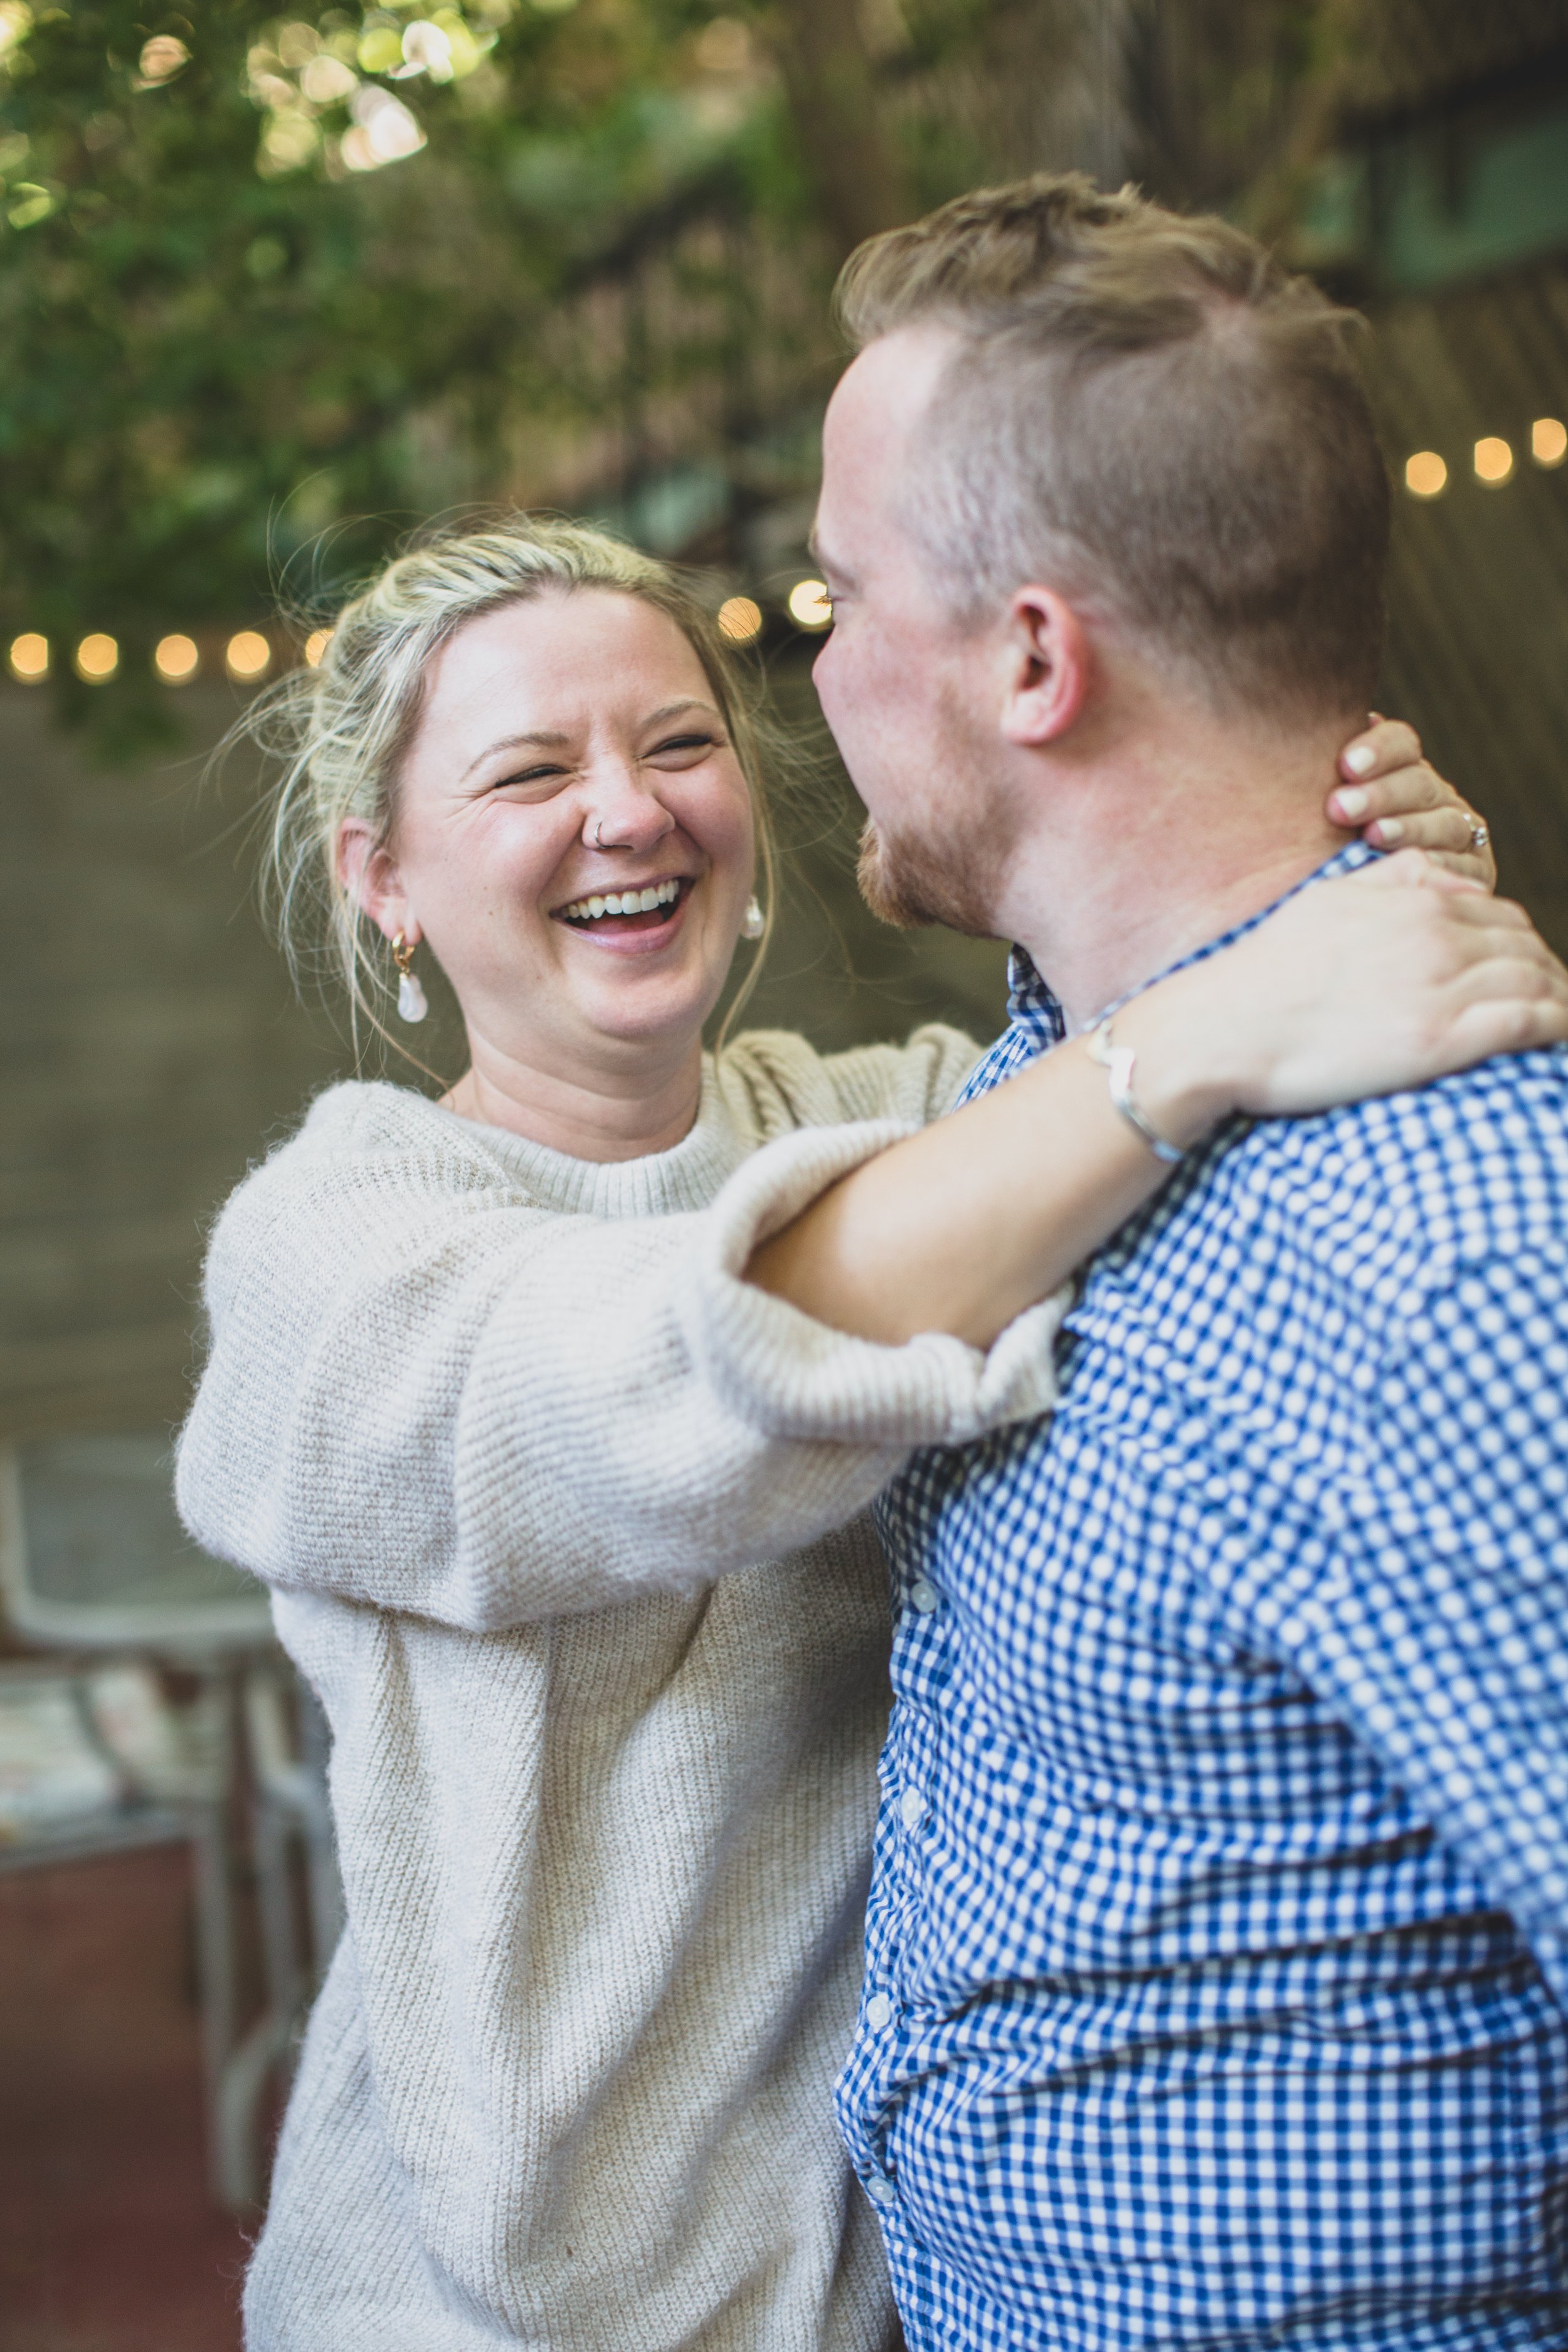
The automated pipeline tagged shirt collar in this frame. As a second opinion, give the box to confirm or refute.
[1004,943,1068,1046]
[1004,841,1379,1038]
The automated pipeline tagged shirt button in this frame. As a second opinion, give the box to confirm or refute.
[865,2174,898,2208]
[899,1786,926,1831]
[864,1991,894,2030]
[909,1578,940,1613]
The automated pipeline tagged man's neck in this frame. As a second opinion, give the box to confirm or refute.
[992,704,1353,1031]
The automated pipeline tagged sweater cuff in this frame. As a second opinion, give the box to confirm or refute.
[685,1120,1064,1447]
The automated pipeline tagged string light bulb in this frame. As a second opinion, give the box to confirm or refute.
[303,628,332,667]
[1404,451,1447,499]
[8,632,48,681]
[1474,437,1514,485]
[787,578,832,629]
[154,633,199,684]
[717,596,762,645]
[75,633,119,682]
[226,630,272,681]
[1532,418,1567,469]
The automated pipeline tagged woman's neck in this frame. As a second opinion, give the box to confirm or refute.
[440,1032,706,1163]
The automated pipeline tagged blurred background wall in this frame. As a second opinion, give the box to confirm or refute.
[3,0,1568,1445]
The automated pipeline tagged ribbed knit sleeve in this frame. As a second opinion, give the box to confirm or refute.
[176,1076,1061,1632]
[686,1119,1064,1444]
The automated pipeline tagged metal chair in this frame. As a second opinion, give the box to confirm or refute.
[0,1433,281,2205]
[0,1434,274,1656]
[209,1656,343,2205]
[0,1655,215,1856]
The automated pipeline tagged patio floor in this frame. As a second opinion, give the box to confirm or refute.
[0,1843,252,2352]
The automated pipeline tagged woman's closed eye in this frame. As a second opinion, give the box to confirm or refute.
[488,761,575,796]
[481,735,723,793]
[645,731,724,766]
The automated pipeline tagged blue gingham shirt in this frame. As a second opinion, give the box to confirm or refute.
[839,846,1568,2351]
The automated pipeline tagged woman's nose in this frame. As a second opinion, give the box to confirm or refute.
[585,766,677,855]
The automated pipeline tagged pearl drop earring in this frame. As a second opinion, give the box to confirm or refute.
[392,932,428,1024]
[741,896,766,941]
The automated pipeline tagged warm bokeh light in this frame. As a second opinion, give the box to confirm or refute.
[154,633,199,684]
[303,628,332,667]
[75,633,119,681]
[1404,450,1448,498]
[8,632,48,681]
[300,51,357,103]
[1474,436,1514,485]
[1532,416,1567,469]
[787,578,832,628]
[717,596,762,644]
[341,86,426,171]
[401,19,453,77]
[261,117,319,172]
[137,33,188,81]
[226,630,272,681]
[277,19,318,66]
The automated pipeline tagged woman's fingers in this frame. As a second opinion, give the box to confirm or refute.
[1327,719,1496,891]
[1365,795,1496,885]
[1330,774,1496,886]
[1442,931,1568,1005]
[1329,765,1444,827]
[1348,845,1489,898]
[1219,859,1566,1116]
[1428,922,1568,1071]
[1444,984,1568,1067]
[1365,819,1483,883]
[1336,716,1422,781]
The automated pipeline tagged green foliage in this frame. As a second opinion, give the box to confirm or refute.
[1,0,1339,753]
[0,0,825,748]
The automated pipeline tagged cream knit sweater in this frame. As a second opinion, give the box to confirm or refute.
[176,1025,1065,2352]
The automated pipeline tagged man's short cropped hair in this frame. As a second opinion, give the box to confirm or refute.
[834,174,1391,721]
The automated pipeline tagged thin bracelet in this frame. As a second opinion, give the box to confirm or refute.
[1085,1018,1187,1167]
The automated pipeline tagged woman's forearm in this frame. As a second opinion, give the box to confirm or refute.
[747,854,1568,1350]
[748,986,1217,1348]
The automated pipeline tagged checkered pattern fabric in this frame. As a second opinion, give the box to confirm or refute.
[838,847,1568,2351]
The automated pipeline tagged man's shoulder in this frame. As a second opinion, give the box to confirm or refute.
[1059,1048,1568,1448]
[1233,1044,1568,1279]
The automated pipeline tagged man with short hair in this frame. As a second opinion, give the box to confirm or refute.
[812,176,1568,2349]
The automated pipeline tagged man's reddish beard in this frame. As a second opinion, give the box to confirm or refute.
[856,815,1005,940]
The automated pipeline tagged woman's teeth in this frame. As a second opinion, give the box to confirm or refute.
[561,879,682,924]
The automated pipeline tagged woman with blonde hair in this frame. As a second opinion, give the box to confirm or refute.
[177,515,1564,2351]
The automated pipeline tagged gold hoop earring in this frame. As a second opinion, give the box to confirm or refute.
[392,932,428,1024]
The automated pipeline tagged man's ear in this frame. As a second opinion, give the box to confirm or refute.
[1000,585,1092,747]
[338,818,418,949]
